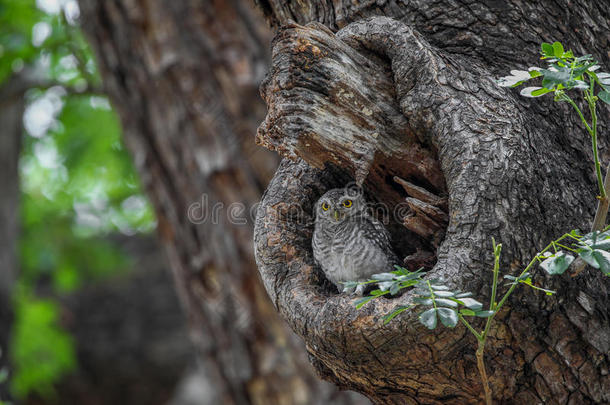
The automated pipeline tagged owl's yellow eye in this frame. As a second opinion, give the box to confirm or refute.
[342,199,353,208]
[321,202,329,211]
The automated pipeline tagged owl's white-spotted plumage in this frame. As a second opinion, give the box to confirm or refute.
[312,187,399,295]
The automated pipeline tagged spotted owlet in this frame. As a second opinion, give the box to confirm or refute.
[312,187,399,295]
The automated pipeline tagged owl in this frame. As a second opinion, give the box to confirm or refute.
[312,187,400,295]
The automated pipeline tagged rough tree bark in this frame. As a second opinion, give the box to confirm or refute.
[253,1,610,404]
[77,0,367,404]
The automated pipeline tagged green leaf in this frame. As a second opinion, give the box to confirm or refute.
[458,298,483,311]
[592,234,610,250]
[541,42,554,57]
[599,81,610,88]
[372,272,395,281]
[399,272,425,280]
[460,308,476,316]
[382,305,410,324]
[475,310,495,318]
[455,292,473,298]
[517,277,556,295]
[419,308,438,329]
[572,62,596,77]
[413,287,429,296]
[389,282,400,295]
[576,54,593,62]
[398,280,419,289]
[578,249,610,275]
[520,87,550,97]
[552,41,564,57]
[354,295,375,309]
[529,68,542,78]
[378,281,394,292]
[430,284,450,290]
[497,70,532,87]
[599,91,610,105]
[437,307,458,328]
[539,251,574,275]
[570,80,589,90]
[579,230,605,247]
[596,72,610,81]
[342,281,358,291]
[435,298,458,308]
[570,229,582,237]
[413,297,432,305]
[433,290,455,298]
[533,87,554,96]
[541,68,571,89]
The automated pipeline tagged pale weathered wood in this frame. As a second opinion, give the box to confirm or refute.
[256,22,445,199]
[394,176,447,210]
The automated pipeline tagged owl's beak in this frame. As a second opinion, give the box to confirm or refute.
[333,210,340,221]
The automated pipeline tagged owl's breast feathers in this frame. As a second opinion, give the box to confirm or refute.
[313,212,399,288]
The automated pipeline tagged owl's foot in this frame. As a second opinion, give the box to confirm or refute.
[341,282,366,295]
[342,284,356,294]
[354,283,365,296]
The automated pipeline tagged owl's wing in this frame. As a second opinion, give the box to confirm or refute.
[355,213,400,264]
[369,215,392,245]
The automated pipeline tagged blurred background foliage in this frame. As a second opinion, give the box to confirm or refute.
[1,0,155,400]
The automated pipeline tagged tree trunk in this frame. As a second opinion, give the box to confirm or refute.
[0,72,30,403]
[253,1,610,404]
[77,0,367,404]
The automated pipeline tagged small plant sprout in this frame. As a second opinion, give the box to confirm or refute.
[498,41,610,232]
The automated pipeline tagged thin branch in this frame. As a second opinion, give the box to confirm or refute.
[592,161,610,231]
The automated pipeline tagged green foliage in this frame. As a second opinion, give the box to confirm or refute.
[353,228,610,329]
[499,41,608,203]
[10,289,76,399]
[576,230,610,275]
[539,251,574,275]
[413,281,487,328]
[2,0,156,399]
[0,0,41,82]
[18,93,154,293]
[497,41,610,104]
[348,267,488,329]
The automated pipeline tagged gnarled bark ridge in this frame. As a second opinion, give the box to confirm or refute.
[254,16,609,404]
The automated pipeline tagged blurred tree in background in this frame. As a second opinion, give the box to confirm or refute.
[1,1,367,404]
[1,0,157,401]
